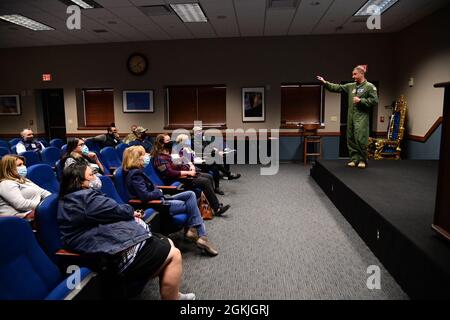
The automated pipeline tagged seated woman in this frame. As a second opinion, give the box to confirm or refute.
[192,126,241,180]
[0,155,51,217]
[122,146,218,256]
[62,137,104,175]
[151,134,230,217]
[175,134,224,195]
[57,162,195,300]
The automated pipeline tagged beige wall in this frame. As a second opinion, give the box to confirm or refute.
[394,5,450,136]
[1,6,448,138]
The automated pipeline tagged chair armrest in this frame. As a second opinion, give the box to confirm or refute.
[45,267,98,300]
[144,210,159,224]
[128,199,170,211]
[156,185,176,190]
[56,249,81,257]
[156,185,185,195]
[129,199,163,205]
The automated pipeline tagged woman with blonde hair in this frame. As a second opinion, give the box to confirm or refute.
[123,145,218,256]
[0,154,51,217]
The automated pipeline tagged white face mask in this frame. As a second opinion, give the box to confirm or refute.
[143,154,150,166]
[88,176,102,190]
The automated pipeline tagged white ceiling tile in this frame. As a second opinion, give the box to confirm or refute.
[312,0,366,34]
[234,0,266,36]
[108,6,148,18]
[133,22,170,40]
[200,0,239,38]
[184,22,216,38]
[0,0,448,47]
[150,15,194,39]
[82,8,118,20]
[264,8,296,36]
[95,0,133,8]
[289,0,333,35]
[128,0,165,6]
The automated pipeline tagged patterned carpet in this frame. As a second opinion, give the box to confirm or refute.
[138,164,408,300]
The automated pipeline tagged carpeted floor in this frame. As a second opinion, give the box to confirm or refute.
[138,163,408,300]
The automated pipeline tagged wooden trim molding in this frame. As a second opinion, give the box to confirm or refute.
[1,131,342,140]
[0,133,46,139]
[164,124,227,130]
[407,117,443,142]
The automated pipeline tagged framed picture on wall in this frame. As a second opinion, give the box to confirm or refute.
[122,90,154,113]
[242,87,264,122]
[0,95,21,115]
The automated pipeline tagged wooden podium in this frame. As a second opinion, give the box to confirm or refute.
[432,81,450,240]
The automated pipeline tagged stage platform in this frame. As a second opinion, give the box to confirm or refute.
[311,159,450,299]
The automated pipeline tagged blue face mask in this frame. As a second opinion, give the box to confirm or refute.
[81,145,89,156]
[17,165,27,178]
[143,154,150,167]
[185,140,191,148]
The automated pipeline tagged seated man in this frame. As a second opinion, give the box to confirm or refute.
[124,124,138,144]
[15,128,46,154]
[128,126,152,153]
[87,124,121,149]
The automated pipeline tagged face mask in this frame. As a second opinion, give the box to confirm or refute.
[143,154,150,167]
[81,145,90,156]
[88,176,102,190]
[164,141,173,150]
[184,140,191,148]
[17,166,27,178]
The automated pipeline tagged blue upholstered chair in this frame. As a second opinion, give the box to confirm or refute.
[60,144,67,157]
[0,216,95,300]
[0,146,10,159]
[27,164,60,193]
[0,140,10,150]
[41,146,60,168]
[85,139,101,154]
[38,138,49,147]
[115,143,128,161]
[100,147,122,173]
[50,138,65,150]
[368,95,408,160]
[19,151,42,167]
[8,138,20,147]
[35,191,153,298]
[98,175,157,224]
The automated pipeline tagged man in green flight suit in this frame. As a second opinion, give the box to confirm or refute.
[317,65,378,169]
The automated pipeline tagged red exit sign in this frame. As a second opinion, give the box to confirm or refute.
[42,74,52,81]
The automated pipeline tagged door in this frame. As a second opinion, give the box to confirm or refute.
[339,81,378,157]
[42,89,66,140]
